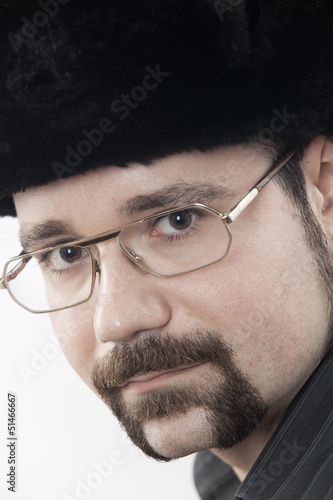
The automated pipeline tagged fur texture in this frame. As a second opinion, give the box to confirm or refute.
[0,0,333,215]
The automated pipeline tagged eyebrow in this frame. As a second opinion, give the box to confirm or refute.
[119,182,236,217]
[19,182,236,251]
[19,220,76,252]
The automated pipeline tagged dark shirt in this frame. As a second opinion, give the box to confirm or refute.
[194,351,333,499]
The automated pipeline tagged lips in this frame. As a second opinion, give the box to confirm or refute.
[121,363,205,394]
[92,331,229,392]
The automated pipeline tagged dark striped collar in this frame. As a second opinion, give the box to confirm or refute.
[194,351,333,500]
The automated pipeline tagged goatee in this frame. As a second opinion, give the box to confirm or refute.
[91,330,268,461]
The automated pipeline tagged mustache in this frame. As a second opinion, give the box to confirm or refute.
[91,330,233,389]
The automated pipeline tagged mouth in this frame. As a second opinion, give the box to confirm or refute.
[120,362,206,394]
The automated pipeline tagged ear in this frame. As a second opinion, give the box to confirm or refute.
[302,135,333,242]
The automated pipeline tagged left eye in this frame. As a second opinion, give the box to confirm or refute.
[152,210,196,235]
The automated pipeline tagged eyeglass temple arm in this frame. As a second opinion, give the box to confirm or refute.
[225,150,296,223]
[0,253,31,289]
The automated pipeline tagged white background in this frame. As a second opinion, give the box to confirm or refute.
[0,216,199,500]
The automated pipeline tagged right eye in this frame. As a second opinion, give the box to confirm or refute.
[41,246,89,272]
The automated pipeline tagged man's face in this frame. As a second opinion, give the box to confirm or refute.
[14,144,331,460]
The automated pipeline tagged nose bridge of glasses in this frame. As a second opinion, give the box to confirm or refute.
[80,230,121,279]
[81,229,121,247]
[120,246,149,274]
[87,228,148,277]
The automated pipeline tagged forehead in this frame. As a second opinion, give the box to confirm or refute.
[14,145,267,232]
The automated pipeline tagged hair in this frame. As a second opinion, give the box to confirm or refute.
[266,136,333,351]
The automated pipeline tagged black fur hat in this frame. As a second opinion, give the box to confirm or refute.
[1,0,333,215]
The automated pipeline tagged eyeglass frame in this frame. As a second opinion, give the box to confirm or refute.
[0,149,296,313]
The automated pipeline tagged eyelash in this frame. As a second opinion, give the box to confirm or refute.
[40,261,75,277]
[38,246,87,276]
[148,209,204,241]
[33,208,207,270]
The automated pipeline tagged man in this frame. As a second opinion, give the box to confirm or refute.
[1,1,333,498]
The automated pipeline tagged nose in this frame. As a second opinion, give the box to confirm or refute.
[93,243,171,343]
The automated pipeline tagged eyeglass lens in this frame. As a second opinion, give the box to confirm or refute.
[4,206,230,313]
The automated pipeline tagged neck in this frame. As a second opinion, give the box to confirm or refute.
[211,406,287,481]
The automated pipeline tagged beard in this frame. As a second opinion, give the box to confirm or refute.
[91,329,268,461]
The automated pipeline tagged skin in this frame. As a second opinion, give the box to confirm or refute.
[13,137,333,479]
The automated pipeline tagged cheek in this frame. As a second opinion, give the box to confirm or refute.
[50,306,97,385]
[169,219,327,395]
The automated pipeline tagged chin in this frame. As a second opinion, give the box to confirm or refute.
[142,407,215,459]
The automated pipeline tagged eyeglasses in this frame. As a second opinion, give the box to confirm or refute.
[0,150,296,314]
